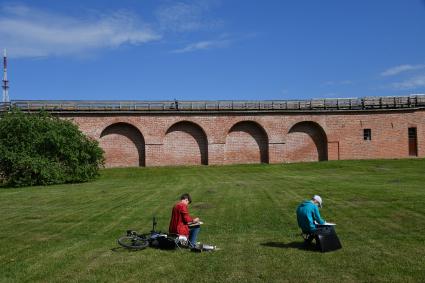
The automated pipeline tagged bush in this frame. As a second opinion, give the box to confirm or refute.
[0,109,104,187]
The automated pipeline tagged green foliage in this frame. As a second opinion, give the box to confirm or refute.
[0,109,104,187]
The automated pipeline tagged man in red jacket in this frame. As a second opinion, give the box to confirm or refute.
[169,193,200,247]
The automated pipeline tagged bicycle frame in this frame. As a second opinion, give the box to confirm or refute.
[118,217,181,250]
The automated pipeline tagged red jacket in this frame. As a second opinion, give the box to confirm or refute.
[169,202,193,237]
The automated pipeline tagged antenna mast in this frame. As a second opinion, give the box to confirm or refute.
[2,49,9,103]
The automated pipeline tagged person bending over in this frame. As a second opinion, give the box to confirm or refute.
[169,193,200,247]
[296,195,325,245]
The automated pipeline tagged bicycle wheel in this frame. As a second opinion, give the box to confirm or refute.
[117,236,149,250]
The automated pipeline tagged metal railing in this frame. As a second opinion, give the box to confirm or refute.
[0,102,11,112]
[1,95,425,113]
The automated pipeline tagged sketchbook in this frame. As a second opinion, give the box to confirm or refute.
[188,221,204,227]
[320,222,336,226]
[315,221,336,226]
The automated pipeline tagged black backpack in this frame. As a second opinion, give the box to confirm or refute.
[156,235,178,250]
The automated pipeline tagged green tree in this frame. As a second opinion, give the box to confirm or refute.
[0,109,104,187]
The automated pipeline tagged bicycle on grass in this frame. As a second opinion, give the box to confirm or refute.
[117,217,180,250]
[117,217,217,251]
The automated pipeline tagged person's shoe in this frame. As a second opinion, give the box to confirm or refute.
[190,242,218,252]
[201,244,216,251]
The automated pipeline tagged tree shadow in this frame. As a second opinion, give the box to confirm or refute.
[260,241,319,252]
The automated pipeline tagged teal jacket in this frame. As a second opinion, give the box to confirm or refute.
[296,200,325,233]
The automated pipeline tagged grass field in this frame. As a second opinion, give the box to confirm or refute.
[1,159,425,282]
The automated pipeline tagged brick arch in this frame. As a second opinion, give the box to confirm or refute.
[225,121,269,164]
[286,121,328,162]
[100,122,145,167]
[163,121,208,166]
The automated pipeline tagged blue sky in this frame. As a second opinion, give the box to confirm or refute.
[1,0,425,101]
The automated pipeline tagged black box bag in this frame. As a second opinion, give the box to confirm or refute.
[315,226,342,252]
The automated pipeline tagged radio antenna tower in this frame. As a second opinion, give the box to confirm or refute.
[2,49,9,103]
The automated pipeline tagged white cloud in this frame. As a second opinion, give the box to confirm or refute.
[0,4,161,58]
[171,37,231,53]
[391,74,425,89]
[170,32,254,54]
[156,1,223,33]
[381,64,425,76]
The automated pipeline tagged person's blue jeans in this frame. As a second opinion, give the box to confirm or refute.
[189,226,200,247]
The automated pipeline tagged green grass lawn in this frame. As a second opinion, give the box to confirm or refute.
[1,159,425,282]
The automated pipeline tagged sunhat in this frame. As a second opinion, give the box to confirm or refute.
[313,195,323,208]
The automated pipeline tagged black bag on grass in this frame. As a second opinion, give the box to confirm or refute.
[315,226,342,252]
[157,235,178,250]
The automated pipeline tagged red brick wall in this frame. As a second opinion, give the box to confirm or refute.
[65,109,425,167]
[285,121,327,162]
[162,121,208,166]
[224,121,268,164]
[99,122,145,168]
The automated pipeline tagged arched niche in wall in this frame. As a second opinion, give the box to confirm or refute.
[224,121,269,164]
[286,121,328,162]
[163,121,208,166]
[99,122,145,167]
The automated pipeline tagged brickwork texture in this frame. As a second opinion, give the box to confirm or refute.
[65,109,425,167]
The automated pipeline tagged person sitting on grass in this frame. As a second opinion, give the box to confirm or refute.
[169,193,200,248]
[296,195,325,245]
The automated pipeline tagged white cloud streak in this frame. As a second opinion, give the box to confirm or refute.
[381,64,425,76]
[171,38,231,53]
[391,74,425,89]
[171,32,255,54]
[156,1,222,33]
[0,4,161,58]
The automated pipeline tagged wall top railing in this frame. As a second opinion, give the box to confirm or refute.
[1,95,425,113]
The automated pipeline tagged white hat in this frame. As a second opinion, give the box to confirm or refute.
[313,195,323,208]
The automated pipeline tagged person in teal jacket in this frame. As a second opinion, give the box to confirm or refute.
[296,195,325,234]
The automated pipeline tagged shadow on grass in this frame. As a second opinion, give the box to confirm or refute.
[110,246,141,253]
[260,241,319,252]
[110,246,183,253]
